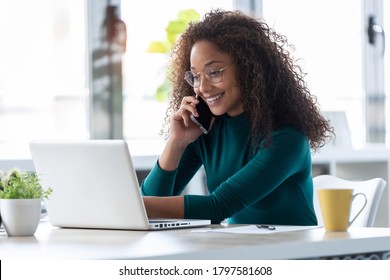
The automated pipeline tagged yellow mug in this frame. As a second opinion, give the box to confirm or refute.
[317,188,367,231]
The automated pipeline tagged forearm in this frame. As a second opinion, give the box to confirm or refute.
[158,138,188,171]
[143,196,185,219]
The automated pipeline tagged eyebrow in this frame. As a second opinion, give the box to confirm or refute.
[190,60,225,70]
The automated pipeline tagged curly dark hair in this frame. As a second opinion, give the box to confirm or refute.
[163,9,333,152]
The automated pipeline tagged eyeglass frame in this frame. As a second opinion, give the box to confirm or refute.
[184,65,230,88]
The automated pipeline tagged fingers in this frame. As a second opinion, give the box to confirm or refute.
[175,96,199,127]
[180,96,199,110]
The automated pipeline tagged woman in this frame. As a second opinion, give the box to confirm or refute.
[141,9,333,225]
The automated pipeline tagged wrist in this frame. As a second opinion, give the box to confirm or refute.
[159,138,187,171]
[166,137,189,151]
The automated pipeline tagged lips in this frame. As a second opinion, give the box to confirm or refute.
[206,93,223,104]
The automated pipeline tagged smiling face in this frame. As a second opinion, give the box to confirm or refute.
[190,40,243,117]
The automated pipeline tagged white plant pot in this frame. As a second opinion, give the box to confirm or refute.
[0,199,41,236]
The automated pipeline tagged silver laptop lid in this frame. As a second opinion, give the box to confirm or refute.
[29,140,151,230]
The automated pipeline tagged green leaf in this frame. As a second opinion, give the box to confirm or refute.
[0,168,53,199]
[165,20,187,34]
[177,9,200,21]
[146,41,170,54]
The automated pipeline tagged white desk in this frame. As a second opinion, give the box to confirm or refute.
[1,221,390,260]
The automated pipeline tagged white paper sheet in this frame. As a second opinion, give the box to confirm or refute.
[193,225,319,234]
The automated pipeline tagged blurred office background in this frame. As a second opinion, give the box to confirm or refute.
[0,0,389,225]
[0,0,388,155]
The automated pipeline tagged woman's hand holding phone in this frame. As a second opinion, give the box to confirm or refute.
[160,95,214,171]
[170,95,214,144]
[170,96,204,144]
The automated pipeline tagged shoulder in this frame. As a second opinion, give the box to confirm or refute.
[272,126,307,142]
[259,126,310,156]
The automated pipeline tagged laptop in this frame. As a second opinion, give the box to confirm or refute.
[29,140,211,230]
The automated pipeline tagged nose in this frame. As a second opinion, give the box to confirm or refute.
[198,75,213,93]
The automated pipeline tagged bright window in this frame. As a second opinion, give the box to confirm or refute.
[0,0,387,161]
[0,0,88,157]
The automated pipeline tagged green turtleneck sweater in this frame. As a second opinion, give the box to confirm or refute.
[141,113,317,225]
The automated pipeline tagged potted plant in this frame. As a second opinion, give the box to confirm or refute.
[0,168,52,236]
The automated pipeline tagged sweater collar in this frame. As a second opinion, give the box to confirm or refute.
[221,111,251,129]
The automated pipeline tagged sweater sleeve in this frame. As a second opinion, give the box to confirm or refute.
[140,143,203,196]
[184,128,311,223]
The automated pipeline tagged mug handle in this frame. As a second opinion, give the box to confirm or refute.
[348,193,368,226]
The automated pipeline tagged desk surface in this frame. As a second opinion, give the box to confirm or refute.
[1,221,390,260]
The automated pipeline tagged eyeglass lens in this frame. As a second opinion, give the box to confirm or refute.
[185,66,226,88]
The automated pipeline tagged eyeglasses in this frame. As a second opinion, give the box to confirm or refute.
[184,65,229,88]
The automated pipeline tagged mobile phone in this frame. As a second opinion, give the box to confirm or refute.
[190,96,213,134]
